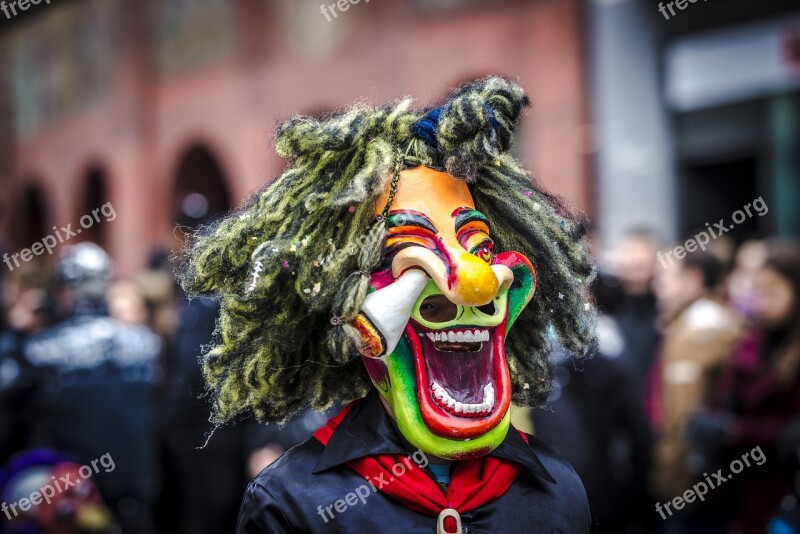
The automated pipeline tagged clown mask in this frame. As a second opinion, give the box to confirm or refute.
[355,166,537,460]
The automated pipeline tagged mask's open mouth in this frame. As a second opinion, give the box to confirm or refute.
[404,318,511,439]
[424,328,495,417]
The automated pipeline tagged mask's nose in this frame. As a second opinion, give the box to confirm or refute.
[391,247,513,307]
[451,251,503,306]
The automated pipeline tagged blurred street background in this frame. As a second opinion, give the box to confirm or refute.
[0,0,799,532]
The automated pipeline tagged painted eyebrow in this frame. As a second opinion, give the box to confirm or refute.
[386,210,438,234]
[454,208,491,233]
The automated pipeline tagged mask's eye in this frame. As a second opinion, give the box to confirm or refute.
[476,300,496,316]
[475,243,493,264]
[419,294,458,323]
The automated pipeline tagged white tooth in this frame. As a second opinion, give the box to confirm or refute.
[464,330,475,343]
[483,330,490,342]
[448,331,456,343]
[454,331,464,342]
[427,332,435,342]
[454,402,463,412]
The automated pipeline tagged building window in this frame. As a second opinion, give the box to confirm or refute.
[82,166,109,246]
[8,0,115,137]
[173,146,231,227]
[17,184,48,250]
[158,0,235,74]
[275,0,362,60]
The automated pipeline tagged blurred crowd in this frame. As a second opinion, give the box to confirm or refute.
[0,243,334,534]
[0,232,798,534]
[534,231,800,534]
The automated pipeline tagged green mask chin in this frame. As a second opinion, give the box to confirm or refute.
[363,252,536,460]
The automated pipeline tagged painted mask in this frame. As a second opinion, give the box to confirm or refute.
[355,166,537,459]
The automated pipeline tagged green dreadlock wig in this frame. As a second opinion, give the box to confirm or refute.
[178,76,595,425]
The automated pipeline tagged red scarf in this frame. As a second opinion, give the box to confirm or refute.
[313,399,527,532]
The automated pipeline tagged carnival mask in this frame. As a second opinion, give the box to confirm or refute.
[355,166,537,459]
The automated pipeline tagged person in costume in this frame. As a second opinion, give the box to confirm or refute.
[179,76,596,533]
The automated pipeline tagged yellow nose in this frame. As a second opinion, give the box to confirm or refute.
[452,252,499,306]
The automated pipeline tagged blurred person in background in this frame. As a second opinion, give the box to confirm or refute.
[157,287,251,534]
[21,244,161,533]
[106,280,148,326]
[650,250,742,532]
[690,242,800,533]
[727,238,768,319]
[610,229,663,402]
[134,251,178,343]
[0,266,55,465]
[532,271,653,534]
[0,449,118,534]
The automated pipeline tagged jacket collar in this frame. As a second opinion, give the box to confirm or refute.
[313,390,555,484]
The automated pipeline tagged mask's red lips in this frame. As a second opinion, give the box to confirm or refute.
[404,317,512,439]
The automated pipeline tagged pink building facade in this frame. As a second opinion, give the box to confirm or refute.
[0,0,591,276]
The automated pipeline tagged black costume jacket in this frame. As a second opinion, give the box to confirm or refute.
[237,391,591,533]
